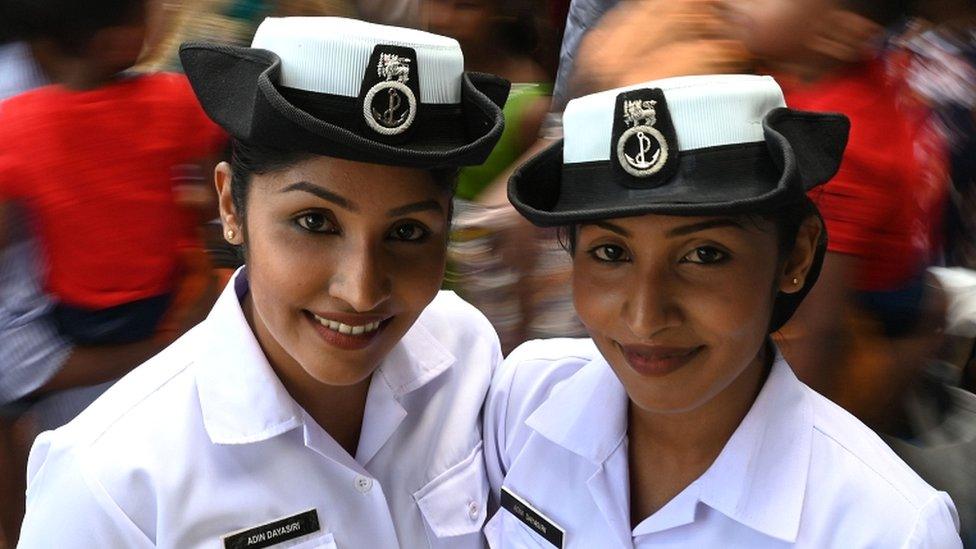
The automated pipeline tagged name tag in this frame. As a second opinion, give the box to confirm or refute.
[500,487,565,548]
[222,509,320,549]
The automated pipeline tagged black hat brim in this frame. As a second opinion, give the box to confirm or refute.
[179,42,509,169]
[508,108,850,227]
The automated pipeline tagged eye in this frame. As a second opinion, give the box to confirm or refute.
[589,244,629,262]
[681,246,728,264]
[295,212,334,233]
[389,222,430,242]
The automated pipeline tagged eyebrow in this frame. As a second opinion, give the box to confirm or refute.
[386,199,444,217]
[582,220,632,237]
[667,218,746,237]
[281,181,359,212]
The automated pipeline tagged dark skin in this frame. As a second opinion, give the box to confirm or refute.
[570,213,820,522]
[214,157,452,455]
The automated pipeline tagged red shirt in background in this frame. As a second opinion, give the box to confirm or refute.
[781,59,946,292]
[0,73,226,309]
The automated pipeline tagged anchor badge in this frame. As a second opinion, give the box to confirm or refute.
[364,52,417,136]
[616,98,669,178]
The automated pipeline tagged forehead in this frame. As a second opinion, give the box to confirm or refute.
[584,213,772,234]
[251,155,447,204]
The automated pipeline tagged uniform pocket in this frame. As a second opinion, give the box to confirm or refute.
[283,531,336,549]
[483,510,549,549]
[413,442,489,548]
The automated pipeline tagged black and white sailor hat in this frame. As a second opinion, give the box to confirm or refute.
[179,17,510,168]
[508,74,850,226]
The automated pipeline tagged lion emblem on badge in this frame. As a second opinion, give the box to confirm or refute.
[623,99,657,128]
[376,53,411,84]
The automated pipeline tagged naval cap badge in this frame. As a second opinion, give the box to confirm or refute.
[616,97,669,178]
[363,48,418,136]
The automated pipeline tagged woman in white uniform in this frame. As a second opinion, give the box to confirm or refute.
[18,17,508,548]
[484,75,963,547]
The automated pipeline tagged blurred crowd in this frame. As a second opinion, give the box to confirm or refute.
[2,0,976,547]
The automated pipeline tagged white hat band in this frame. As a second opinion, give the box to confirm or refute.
[563,74,787,164]
[251,17,464,104]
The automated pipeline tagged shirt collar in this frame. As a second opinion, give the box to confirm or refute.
[695,352,813,543]
[525,343,812,543]
[524,343,630,464]
[196,269,456,446]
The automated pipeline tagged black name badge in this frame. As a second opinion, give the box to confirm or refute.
[500,487,565,548]
[222,509,320,549]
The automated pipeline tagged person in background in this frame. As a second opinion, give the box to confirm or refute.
[712,0,949,428]
[0,0,227,347]
[0,1,224,543]
[425,0,569,352]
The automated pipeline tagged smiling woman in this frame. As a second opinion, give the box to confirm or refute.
[484,75,963,548]
[17,17,510,549]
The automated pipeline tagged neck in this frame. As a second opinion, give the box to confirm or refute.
[243,295,371,457]
[29,42,122,90]
[627,345,771,525]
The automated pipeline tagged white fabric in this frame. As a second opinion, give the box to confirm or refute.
[929,267,976,338]
[18,270,501,548]
[484,338,963,548]
[563,74,786,163]
[251,17,463,104]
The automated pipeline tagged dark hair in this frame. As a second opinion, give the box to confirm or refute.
[2,0,145,54]
[843,0,917,26]
[229,138,459,227]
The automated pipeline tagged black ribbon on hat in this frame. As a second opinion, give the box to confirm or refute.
[609,88,681,189]
[356,44,423,145]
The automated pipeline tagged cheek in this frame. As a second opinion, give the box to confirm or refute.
[571,259,626,330]
[392,245,447,307]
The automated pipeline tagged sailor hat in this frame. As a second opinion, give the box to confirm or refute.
[179,17,509,168]
[509,74,849,225]
[509,75,851,332]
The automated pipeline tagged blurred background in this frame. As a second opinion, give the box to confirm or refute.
[2,0,976,546]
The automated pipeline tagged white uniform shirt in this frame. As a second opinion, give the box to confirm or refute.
[18,271,501,548]
[484,339,962,548]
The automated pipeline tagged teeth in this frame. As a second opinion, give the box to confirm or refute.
[312,315,382,335]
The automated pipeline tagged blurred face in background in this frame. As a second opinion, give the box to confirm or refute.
[425,0,493,48]
[717,0,828,64]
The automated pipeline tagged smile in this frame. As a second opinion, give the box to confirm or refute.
[311,314,382,335]
[617,343,704,378]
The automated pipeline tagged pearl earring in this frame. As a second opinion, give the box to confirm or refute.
[226,229,236,240]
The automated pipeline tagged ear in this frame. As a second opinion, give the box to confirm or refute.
[810,9,884,63]
[215,162,243,245]
[779,216,823,294]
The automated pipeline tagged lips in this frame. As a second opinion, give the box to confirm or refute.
[617,343,703,378]
[304,311,393,351]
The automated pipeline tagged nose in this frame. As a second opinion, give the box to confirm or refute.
[327,240,392,313]
[625,267,680,339]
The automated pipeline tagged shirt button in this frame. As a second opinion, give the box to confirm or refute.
[467,500,480,520]
[354,475,373,494]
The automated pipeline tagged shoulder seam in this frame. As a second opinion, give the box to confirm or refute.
[811,423,922,508]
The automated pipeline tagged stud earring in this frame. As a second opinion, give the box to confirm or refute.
[226,229,236,241]
[792,277,800,286]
